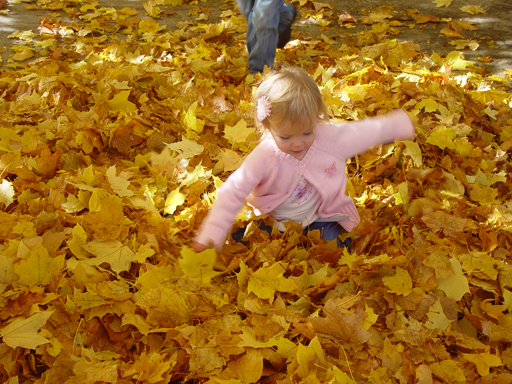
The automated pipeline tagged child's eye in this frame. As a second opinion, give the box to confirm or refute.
[279,136,290,140]
[304,131,313,136]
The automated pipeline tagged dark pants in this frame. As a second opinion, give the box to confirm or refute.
[236,0,296,73]
[232,220,352,250]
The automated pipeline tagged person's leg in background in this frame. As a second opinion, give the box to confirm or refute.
[236,0,297,74]
[277,2,297,48]
[246,0,282,73]
[236,0,255,18]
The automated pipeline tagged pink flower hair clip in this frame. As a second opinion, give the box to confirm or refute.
[256,96,272,122]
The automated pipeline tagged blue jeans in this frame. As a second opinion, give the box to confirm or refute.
[232,220,352,250]
[236,0,295,73]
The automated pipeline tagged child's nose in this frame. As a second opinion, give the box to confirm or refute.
[292,137,303,147]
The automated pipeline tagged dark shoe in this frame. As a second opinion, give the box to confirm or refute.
[277,3,297,49]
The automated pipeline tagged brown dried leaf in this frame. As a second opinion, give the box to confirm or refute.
[310,300,371,345]
[37,148,61,179]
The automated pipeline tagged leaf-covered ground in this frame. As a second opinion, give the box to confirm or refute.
[1,0,512,383]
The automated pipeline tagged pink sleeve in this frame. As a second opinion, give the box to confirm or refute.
[331,109,415,158]
[195,150,268,250]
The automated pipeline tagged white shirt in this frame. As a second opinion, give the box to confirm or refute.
[272,176,349,231]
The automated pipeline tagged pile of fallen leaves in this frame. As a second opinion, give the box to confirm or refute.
[1,0,512,383]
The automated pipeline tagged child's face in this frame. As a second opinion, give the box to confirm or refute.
[269,124,315,160]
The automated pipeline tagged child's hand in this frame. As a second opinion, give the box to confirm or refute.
[190,241,208,252]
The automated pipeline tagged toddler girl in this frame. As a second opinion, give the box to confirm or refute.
[192,67,415,252]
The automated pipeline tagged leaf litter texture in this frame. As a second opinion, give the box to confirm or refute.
[1,0,512,383]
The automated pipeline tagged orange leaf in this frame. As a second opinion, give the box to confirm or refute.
[310,300,372,345]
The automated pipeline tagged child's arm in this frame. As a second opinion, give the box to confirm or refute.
[330,109,415,158]
[194,151,267,251]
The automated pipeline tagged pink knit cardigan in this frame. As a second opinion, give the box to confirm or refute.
[195,109,415,249]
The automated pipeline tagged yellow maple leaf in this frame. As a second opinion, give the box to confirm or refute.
[81,165,96,186]
[9,30,38,40]
[67,224,88,259]
[129,351,176,383]
[460,251,497,280]
[137,264,174,295]
[83,196,126,240]
[433,0,452,7]
[482,314,512,342]
[451,20,478,32]
[310,300,372,344]
[107,90,137,112]
[469,89,509,104]
[134,243,156,264]
[441,26,462,38]
[364,304,379,330]
[483,106,498,119]
[165,136,204,159]
[189,58,215,74]
[503,289,512,311]
[403,140,423,166]
[227,349,263,383]
[469,183,500,205]
[88,188,104,212]
[38,328,63,357]
[237,326,297,358]
[421,208,468,238]
[138,285,190,327]
[11,45,35,61]
[247,262,297,302]
[340,85,366,102]
[130,195,160,215]
[437,257,470,301]
[164,188,186,215]
[12,221,35,238]
[82,240,135,274]
[292,261,329,291]
[426,299,452,331]
[430,360,466,383]
[415,98,439,113]
[122,313,151,336]
[221,148,244,172]
[138,18,164,33]
[61,194,86,214]
[14,244,65,286]
[460,5,486,14]
[295,336,325,378]
[463,352,502,376]
[394,181,409,210]
[142,1,163,17]
[179,246,221,287]
[106,165,134,197]
[183,101,205,139]
[180,164,211,187]
[0,310,54,349]
[360,11,392,24]
[449,39,479,51]
[425,128,456,150]
[339,247,359,269]
[443,51,475,70]
[454,137,482,158]
[382,267,412,296]
[0,253,17,285]
[224,119,255,143]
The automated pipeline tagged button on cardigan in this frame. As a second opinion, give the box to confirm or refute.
[195,109,415,250]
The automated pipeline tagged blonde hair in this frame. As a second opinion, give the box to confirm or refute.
[253,67,329,135]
